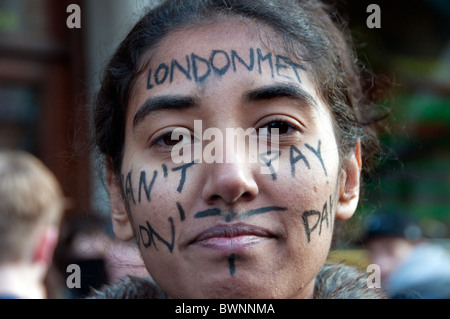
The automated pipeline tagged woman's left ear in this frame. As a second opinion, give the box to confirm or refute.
[335,139,362,221]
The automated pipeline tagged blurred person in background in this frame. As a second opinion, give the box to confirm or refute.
[363,211,450,299]
[0,150,67,299]
[56,215,149,298]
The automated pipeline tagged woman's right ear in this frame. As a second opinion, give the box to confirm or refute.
[105,159,135,241]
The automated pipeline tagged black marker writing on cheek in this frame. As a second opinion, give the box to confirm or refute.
[138,217,175,253]
[305,140,327,176]
[162,164,168,178]
[176,202,186,222]
[290,145,310,178]
[121,171,136,205]
[260,150,281,181]
[302,210,320,243]
[139,170,158,203]
[319,200,329,235]
[172,160,198,193]
[301,196,333,243]
[329,195,334,230]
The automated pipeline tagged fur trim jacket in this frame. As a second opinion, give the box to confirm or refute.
[88,263,386,299]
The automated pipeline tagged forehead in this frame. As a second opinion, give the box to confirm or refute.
[128,17,324,122]
[149,17,274,69]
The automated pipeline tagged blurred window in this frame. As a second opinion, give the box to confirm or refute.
[0,84,38,152]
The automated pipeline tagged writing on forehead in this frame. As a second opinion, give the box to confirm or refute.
[147,47,306,90]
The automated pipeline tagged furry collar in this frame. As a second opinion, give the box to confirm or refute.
[88,263,386,299]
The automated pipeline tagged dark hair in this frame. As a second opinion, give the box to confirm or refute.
[94,0,381,178]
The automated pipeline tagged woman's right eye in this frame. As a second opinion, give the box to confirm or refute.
[159,132,183,146]
[151,129,194,148]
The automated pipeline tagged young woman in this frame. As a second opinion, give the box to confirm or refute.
[91,0,384,298]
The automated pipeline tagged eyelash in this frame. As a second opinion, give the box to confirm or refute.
[258,118,303,136]
[149,119,302,149]
[150,130,194,149]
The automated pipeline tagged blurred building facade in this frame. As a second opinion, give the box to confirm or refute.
[0,0,155,216]
[0,0,154,298]
[0,0,89,217]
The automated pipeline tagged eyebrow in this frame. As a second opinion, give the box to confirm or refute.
[133,83,316,130]
[243,83,317,109]
[133,95,198,129]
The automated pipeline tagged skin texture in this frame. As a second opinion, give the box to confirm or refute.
[106,18,362,299]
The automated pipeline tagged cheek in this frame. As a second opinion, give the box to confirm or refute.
[120,164,190,282]
[266,137,339,205]
[261,162,336,294]
[119,162,191,250]
[262,138,339,246]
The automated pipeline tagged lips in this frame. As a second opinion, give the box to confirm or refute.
[190,223,275,252]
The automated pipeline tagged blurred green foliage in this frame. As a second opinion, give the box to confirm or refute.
[335,0,450,244]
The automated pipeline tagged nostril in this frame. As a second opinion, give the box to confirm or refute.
[240,191,253,200]
[205,189,256,205]
[210,194,221,201]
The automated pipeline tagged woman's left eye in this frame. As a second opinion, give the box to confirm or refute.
[261,120,299,135]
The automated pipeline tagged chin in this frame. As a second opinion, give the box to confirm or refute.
[189,272,282,299]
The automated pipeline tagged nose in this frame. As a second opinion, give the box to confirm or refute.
[201,160,259,205]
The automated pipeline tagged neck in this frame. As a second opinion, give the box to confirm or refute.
[0,262,47,299]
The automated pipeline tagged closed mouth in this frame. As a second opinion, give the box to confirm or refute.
[190,223,275,252]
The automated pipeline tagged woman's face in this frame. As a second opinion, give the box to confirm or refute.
[108,18,361,298]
